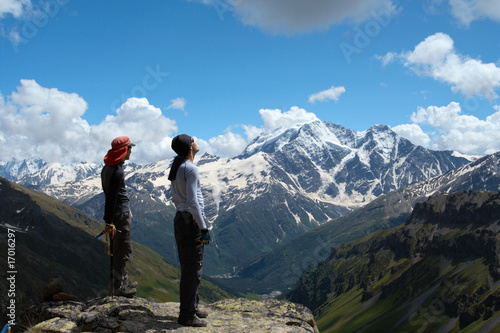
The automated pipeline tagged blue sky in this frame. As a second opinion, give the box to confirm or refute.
[1,0,500,164]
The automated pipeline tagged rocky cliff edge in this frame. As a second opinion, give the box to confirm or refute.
[23,297,318,333]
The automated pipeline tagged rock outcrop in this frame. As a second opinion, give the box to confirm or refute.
[287,191,500,332]
[42,278,78,302]
[23,297,318,332]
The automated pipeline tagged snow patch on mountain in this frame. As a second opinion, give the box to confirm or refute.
[200,152,270,197]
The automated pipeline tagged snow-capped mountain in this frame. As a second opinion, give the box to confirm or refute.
[0,158,100,187]
[0,120,476,276]
[237,121,473,205]
[234,151,500,294]
[389,150,500,203]
[0,158,47,180]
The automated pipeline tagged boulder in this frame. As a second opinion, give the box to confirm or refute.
[42,278,78,302]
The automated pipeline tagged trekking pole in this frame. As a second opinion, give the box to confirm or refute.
[96,224,116,297]
[110,236,114,297]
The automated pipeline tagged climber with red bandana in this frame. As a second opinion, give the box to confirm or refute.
[101,136,138,298]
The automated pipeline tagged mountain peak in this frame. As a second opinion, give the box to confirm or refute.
[368,123,391,131]
[198,152,221,165]
[241,120,351,157]
[0,158,47,181]
[240,121,406,159]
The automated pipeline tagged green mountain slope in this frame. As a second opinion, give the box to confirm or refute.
[231,193,411,294]
[0,177,235,323]
[287,191,500,332]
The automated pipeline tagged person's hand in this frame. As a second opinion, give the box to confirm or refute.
[105,224,117,240]
[201,229,210,246]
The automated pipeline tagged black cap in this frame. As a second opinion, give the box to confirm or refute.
[171,134,192,156]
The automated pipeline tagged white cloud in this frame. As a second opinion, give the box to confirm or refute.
[7,27,21,43]
[92,97,178,164]
[3,80,497,162]
[0,0,30,18]
[205,128,248,158]
[0,79,92,163]
[260,106,319,131]
[195,0,397,34]
[394,102,500,155]
[377,52,396,66]
[199,106,320,157]
[392,123,431,148]
[0,80,178,164]
[423,0,500,26]
[424,0,446,15]
[449,0,500,26]
[308,86,346,103]
[167,97,186,111]
[381,33,500,100]
[0,0,71,47]
[0,80,325,162]
[241,124,262,143]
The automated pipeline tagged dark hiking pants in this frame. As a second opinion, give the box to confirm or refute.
[174,211,204,320]
[112,211,132,290]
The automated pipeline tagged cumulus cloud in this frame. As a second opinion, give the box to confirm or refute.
[199,106,320,157]
[93,97,178,163]
[308,86,346,103]
[392,123,431,148]
[0,80,325,162]
[241,124,262,143]
[204,128,248,158]
[0,79,92,163]
[449,0,500,26]
[3,80,498,162]
[0,80,178,164]
[194,0,397,34]
[380,33,500,100]
[0,0,30,18]
[393,102,500,155]
[167,97,186,111]
[259,106,319,131]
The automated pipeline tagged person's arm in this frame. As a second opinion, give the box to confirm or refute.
[196,177,205,215]
[185,165,207,229]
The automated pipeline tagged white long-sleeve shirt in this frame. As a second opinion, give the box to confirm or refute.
[171,160,207,229]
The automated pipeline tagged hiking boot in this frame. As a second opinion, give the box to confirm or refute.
[123,278,138,289]
[196,309,208,318]
[114,286,136,298]
[177,314,207,327]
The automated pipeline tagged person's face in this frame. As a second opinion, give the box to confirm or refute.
[191,138,199,155]
[123,145,132,161]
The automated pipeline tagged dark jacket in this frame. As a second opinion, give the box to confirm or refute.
[101,162,130,224]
